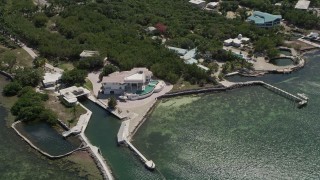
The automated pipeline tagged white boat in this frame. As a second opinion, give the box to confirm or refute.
[119,95,128,101]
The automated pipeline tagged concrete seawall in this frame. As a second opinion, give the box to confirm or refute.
[73,102,114,180]
[128,100,158,140]
[0,70,13,80]
[159,87,226,99]
[87,95,127,120]
[11,121,83,159]
[57,119,70,131]
[157,81,306,107]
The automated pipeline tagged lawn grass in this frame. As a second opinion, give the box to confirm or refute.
[84,79,93,91]
[0,45,33,67]
[44,93,87,128]
[171,79,200,92]
[57,61,74,71]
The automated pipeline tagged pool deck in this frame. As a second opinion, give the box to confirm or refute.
[117,83,173,139]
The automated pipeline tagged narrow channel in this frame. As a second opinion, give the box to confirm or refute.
[82,99,162,179]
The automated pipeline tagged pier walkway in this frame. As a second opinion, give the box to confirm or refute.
[298,38,320,48]
[62,104,91,137]
[61,102,114,180]
[117,121,155,170]
[228,81,308,107]
[125,140,155,169]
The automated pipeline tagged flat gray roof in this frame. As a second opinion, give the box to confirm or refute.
[295,0,310,10]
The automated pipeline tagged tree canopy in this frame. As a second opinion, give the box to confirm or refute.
[0,0,317,84]
[14,68,43,87]
[11,87,57,124]
[61,69,87,86]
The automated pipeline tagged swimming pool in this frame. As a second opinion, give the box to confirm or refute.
[136,81,159,96]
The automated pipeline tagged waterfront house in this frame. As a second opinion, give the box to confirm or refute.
[101,68,166,100]
[189,0,206,8]
[247,11,282,28]
[101,68,153,95]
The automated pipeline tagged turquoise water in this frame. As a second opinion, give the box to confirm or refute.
[83,100,162,179]
[16,122,80,156]
[133,51,320,179]
[136,80,159,95]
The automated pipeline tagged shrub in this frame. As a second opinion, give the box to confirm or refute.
[108,96,117,109]
[2,81,22,96]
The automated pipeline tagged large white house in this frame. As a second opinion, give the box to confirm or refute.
[101,68,153,95]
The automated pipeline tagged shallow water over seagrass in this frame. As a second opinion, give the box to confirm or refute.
[0,76,86,180]
[133,51,320,179]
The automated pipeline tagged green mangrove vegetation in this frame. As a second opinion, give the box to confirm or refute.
[1,0,309,84]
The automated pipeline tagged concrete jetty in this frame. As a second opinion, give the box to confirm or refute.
[298,38,320,48]
[60,102,114,180]
[117,121,155,170]
[125,140,155,170]
[87,95,155,170]
[75,104,114,180]
[117,120,130,143]
[62,109,90,138]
